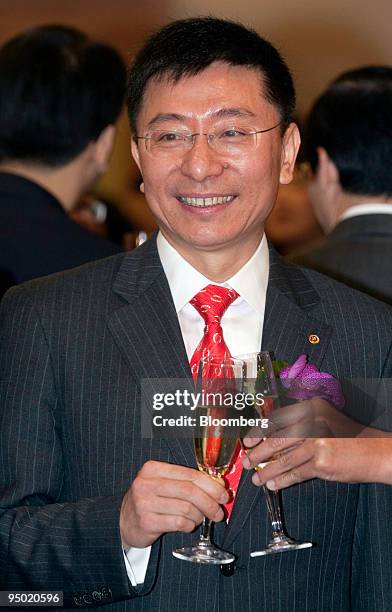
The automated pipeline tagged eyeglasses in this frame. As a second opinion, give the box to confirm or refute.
[135,121,282,158]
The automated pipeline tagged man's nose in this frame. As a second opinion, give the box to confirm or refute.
[180,135,226,181]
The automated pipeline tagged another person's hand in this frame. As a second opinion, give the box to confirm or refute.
[243,436,392,489]
[242,398,392,488]
[119,460,228,548]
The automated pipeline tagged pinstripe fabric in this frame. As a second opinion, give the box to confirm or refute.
[1,236,392,610]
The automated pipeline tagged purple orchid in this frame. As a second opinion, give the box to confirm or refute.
[279,354,345,409]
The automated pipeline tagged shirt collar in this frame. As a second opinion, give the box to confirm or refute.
[339,202,392,222]
[157,231,269,315]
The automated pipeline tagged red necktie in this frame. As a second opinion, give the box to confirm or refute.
[189,284,244,518]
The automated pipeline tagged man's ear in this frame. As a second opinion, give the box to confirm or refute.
[131,138,142,172]
[279,123,301,185]
[316,147,340,188]
[93,125,116,173]
[131,139,144,191]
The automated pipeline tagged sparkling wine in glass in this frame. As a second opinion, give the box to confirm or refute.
[173,357,244,564]
[238,351,313,556]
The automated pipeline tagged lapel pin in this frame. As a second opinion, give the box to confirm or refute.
[308,334,320,345]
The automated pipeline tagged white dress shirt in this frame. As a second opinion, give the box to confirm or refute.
[124,231,269,584]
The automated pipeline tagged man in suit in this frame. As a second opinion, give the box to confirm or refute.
[1,17,392,611]
[0,25,125,298]
[294,66,392,304]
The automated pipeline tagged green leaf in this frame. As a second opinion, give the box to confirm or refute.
[272,359,288,377]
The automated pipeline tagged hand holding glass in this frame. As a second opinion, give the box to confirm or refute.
[238,351,313,556]
[173,357,244,564]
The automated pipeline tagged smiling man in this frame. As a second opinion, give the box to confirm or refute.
[1,17,392,612]
[130,61,297,278]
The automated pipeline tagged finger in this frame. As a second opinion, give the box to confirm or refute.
[138,495,206,526]
[269,419,334,439]
[242,434,264,449]
[192,470,229,503]
[262,462,316,490]
[254,442,313,485]
[140,460,203,481]
[161,479,226,521]
[140,461,229,503]
[140,511,202,537]
[242,437,304,469]
[266,399,334,433]
[267,403,310,429]
[244,410,308,440]
[133,476,227,521]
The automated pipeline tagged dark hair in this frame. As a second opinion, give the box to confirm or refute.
[304,66,392,196]
[0,25,126,167]
[127,17,295,135]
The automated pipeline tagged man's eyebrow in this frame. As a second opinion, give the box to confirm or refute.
[147,113,186,129]
[212,108,256,119]
[146,108,256,130]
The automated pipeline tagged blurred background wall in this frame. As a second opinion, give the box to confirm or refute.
[1,0,391,233]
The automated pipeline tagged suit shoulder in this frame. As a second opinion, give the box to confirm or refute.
[294,262,392,319]
[0,237,161,311]
[0,251,129,311]
[293,244,333,268]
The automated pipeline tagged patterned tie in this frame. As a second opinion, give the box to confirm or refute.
[189,284,244,518]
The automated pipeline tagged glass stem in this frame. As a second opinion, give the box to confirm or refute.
[199,517,212,546]
[263,486,284,537]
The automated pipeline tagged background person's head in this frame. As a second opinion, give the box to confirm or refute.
[0,24,126,189]
[303,66,392,231]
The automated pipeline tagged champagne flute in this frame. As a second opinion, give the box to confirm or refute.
[238,351,313,556]
[173,357,244,564]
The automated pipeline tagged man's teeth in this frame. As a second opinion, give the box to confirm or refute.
[179,195,235,207]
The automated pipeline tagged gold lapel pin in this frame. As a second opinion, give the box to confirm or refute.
[308,334,320,345]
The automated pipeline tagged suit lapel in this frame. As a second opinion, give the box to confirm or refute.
[223,248,333,548]
[106,238,195,468]
[262,246,332,367]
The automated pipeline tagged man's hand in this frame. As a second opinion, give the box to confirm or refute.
[120,461,229,548]
[242,398,392,488]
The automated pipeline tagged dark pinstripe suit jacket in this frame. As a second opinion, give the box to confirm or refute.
[1,237,392,611]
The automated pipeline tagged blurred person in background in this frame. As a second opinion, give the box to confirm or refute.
[294,66,392,303]
[0,24,125,298]
[70,196,136,247]
[70,172,151,250]
[264,154,323,257]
